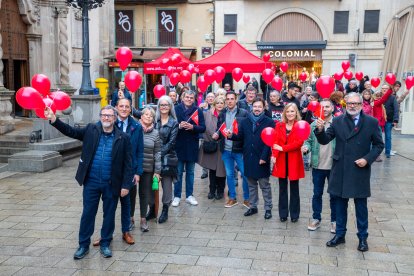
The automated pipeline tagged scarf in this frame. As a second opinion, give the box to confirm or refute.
[248,112,265,132]
[139,120,154,133]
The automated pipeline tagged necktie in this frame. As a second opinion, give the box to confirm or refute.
[354,118,358,126]
[119,121,124,131]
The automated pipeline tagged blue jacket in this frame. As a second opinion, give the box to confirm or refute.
[51,118,133,196]
[116,116,144,177]
[231,114,275,179]
[174,103,206,162]
[111,89,132,107]
[88,133,114,183]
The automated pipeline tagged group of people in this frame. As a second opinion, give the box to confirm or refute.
[44,74,411,259]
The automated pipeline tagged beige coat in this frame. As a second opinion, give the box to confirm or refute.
[198,110,226,177]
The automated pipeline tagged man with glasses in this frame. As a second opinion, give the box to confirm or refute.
[45,105,133,259]
[314,92,384,252]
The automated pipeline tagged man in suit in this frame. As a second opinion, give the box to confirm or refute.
[314,92,384,252]
[45,105,133,259]
[111,81,132,107]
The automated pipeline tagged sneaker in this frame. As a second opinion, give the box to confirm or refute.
[172,197,180,207]
[201,172,208,179]
[224,199,238,208]
[186,196,198,206]
[243,200,250,208]
[390,151,396,156]
[307,219,321,231]
[330,221,336,234]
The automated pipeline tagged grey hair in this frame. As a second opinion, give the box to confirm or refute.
[344,92,362,103]
[155,95,177,121]
[100,105,118,117]
[269,90,280,97]
[183,89,196,97]
[141,107,156,123]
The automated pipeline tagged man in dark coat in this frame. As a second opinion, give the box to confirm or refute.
[314,92,384,252]
[384,92,399,158]
[45,105,133,259]
[228,98,275,218]
[172,90,206,207]
[111,81,132,107]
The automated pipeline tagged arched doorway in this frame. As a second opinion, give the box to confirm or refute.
[257,12,326,84]
[0,0,30,116]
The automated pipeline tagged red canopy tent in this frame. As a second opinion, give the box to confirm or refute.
[144,48,192,74]
[194,40,271,73]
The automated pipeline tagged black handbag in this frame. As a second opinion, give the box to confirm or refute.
[202,140,218,153]
[161,152,178,176]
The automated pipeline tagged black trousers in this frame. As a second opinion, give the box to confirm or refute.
[278,178,300,219]
[209,169,225,195]
[138,172,154,218]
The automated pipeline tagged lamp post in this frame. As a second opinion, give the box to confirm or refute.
[66,0,105,95]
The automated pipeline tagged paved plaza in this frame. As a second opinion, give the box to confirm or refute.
[0,133,413,275]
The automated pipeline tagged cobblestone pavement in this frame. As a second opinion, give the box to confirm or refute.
[0,134,413,275]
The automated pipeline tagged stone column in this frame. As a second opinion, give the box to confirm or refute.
[0,0,15,134]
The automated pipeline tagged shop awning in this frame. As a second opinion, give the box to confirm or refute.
[143,48,193,74]
[194,40,271,73]
[256,41,327,50]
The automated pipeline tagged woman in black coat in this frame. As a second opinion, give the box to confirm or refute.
[155,95,178,223]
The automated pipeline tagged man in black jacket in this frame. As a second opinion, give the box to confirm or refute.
[45,105,133,260]
[314,92,384,252]
[384,92,399,158]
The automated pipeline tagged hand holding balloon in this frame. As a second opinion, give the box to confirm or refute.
[44,106,56,123]
[273,144,283,151]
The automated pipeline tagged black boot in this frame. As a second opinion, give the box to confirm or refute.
[146,204,156,221]
[158,204,169,224]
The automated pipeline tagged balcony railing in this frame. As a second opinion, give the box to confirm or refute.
[115,29,183,47]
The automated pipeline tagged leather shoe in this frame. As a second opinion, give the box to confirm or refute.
[73,247,89,260]
[100,246,112,258]
[92,238,100,247]
[215,193,223,200]
[244,208,258,216]
[264,210,272,219]
[280,217,287,222]
[326,235,346,247]
[357,239,369,252]
[122,232,135,245]
[291,218,298,223]
[208,192,215,199]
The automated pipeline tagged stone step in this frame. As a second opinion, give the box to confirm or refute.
[0,155,9,163]
[0,140,30,148]
[0,147,29,155]
[0,163,8,173]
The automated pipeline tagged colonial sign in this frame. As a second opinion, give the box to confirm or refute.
[265,50,322,61]
[115,10,134,46]
[158,9,177,46]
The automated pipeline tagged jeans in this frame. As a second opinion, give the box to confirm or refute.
[335,197,368,240]
[311,169,336,222]
[119,193,131,233]
[221,150,249,200]
[79,180,117,248]
[384,122,393,155]
[174,161,195,198]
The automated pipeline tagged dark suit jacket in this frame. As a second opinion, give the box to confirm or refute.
[315,112,384,198]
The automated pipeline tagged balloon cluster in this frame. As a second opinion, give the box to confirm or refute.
[260,61,290,91]
[260,121,311,147]
[116,47,143,93]
[16,74,71,120]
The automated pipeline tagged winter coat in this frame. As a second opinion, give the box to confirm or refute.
[175,103,206,162]
[362,100,373,116]
[304,120,336,169]
[111,89,132,107]
[271,122,305,180]
[373,88,392,129]
[142,127,161,174]
[156,117,178,158]
[384,95,399,123]
[216,107,248,153]
[51,118,133,196]
[198,110,226,177]
[315,112,384,198]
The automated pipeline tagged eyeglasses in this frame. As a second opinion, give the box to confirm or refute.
[100,114,115,118]
[346,102,362,106]
[159,104,170,108]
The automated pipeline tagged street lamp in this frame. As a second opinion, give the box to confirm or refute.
[66,0,105,95]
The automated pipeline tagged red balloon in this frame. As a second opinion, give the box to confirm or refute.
[197,76,209,92]
[50,91,71,110]
[180,70,191,83]
[31,74,51,97]
[214,66,226,83]
[343,71,353,80]
[204,69,216,84]
[166,66,174,76]
[355,71,364,81]
[232,68,243,82]
[371,77,381,88]
[333,72,344,81]
[299,72,307,82]
[116,47,133,71]
[406,76,414,90]
[187,63,195,74]
[193,67,200,74]
[124,71,142,92]
[262,53,271,62]
[307,101,320,112]
[316,75,335,98]
[261,127,276,147]
[262,69,275,84]
[153,84,166,99]
[169,72,180,86]
[37,97,57,119]
[243,75,250,83]
[280,62,288,73]
[161,58,171,69]
[16,87,44,110]
[293,120,311,140]
[385,73,396,85]
[270,76,283,91]
[171,53,182,66]
[341,60,350,71]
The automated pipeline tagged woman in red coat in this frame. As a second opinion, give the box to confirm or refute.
[272,103,305,222]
